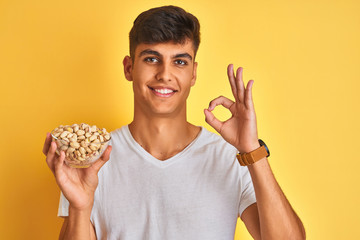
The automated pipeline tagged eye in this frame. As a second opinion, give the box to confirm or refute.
[144,57,159,63]
[174,59,188,66]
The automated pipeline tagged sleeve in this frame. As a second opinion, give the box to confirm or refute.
[57,191,69,217]
[238,166,257,217]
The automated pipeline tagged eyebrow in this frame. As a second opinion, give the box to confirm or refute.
[139,49,160,57]
[174,53,193,61]
[139,49,193,61]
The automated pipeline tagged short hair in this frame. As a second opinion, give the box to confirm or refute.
[129,5,201,60]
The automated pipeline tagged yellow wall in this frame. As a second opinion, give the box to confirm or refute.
[1,0,359,239]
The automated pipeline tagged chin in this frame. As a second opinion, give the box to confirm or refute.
[148,105,184,117]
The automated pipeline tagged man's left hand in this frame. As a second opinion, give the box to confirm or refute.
[204,64,260,153]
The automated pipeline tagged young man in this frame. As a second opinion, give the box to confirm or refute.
[43,5,305,240]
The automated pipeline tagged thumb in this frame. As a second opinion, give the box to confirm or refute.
[91,145,112,173]
[204,109,222,133]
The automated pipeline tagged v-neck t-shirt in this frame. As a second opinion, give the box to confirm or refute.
[58,125,256,240]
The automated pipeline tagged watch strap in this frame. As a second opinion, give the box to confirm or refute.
[237,145,268,166]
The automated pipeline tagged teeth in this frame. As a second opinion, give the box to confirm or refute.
[154,88,174,94]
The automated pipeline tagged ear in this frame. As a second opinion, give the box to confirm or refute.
[191,62,198,86]
[123,56,133,81]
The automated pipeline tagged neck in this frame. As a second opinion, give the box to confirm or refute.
[129,111,200,160]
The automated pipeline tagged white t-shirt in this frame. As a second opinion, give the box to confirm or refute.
[58,126,256,240]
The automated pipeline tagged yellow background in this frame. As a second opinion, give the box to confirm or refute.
[1,0,359,239]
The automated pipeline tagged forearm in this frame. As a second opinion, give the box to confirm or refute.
[60,206,96,240]
[248,158,305,240]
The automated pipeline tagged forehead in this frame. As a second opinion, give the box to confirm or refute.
[134,40,195,58]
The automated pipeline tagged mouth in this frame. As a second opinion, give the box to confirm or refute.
[148,86,178,98]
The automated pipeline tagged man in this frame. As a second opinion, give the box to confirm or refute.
[43,5,305,240]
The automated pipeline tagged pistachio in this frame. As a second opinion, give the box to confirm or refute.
[79,147,86,155]
[78,135,85,140]
[70,141,80,149]
[80,141,88,148]
[76,130,85,136]
[89,143,99,151]
[53,131,61,138]
[70,135,77,142]
[89,134,97,142]
[72,124,79,132]
[60,131,69,139]
[104,134,110,140]
[51,123,110,166]
[60,145,68,152]
[86,147,92,153]
[66,147,75,156]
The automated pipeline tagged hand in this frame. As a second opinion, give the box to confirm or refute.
[204,64,260,153]
[43,132,112,210]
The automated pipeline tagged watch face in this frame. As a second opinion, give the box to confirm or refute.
[258,139,270,157]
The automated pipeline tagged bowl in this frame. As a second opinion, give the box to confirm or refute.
[51,123,111,168]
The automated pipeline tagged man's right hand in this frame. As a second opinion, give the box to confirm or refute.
[43,132,112,211]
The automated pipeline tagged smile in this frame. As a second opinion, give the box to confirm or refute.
[148,86,177,98]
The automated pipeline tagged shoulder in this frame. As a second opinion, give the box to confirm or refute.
[109,125,128,144]
[107,125,135,152]
[97,125,131,172]
[198,127,238,152]
[193,127,239,163]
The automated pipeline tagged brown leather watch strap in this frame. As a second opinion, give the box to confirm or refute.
[236,145,268,166]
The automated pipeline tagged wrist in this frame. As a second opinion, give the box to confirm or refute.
[236,142,260,153]
[236,139,270,166]
[65,204,93,240]
[69,204,93,216]
[68,196,94,213]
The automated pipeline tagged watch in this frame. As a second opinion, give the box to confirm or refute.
[236,139,270,166]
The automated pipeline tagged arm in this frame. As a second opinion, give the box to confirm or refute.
[43,133,111,240]
[204,64,305,239]
[59,215,96,240]
[243,158,305,239]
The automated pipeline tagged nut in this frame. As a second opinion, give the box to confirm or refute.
[60,131,69,139]
[79,147,86,155]
[89,134,97,142]
[78,135,85,140]
[76,130,85,136]
[104,134,110,140]
[51,123,111,166]
[80,140,88,148]
[70,141,80,149]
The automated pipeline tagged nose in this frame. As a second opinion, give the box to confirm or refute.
[155,63,172,82]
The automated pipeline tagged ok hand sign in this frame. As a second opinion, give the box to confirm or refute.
[204,64,260,153]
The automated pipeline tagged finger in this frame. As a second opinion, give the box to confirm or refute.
[54,150,65,176]
[204,109,223,133]
[208,96,235,112]
[227,64,238,100]
[46,141,58,174]
[92,145,112,173]
[56,150,65,168]
[245,80,254,109]
[42,132,52,156]
[235,67,245,102]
